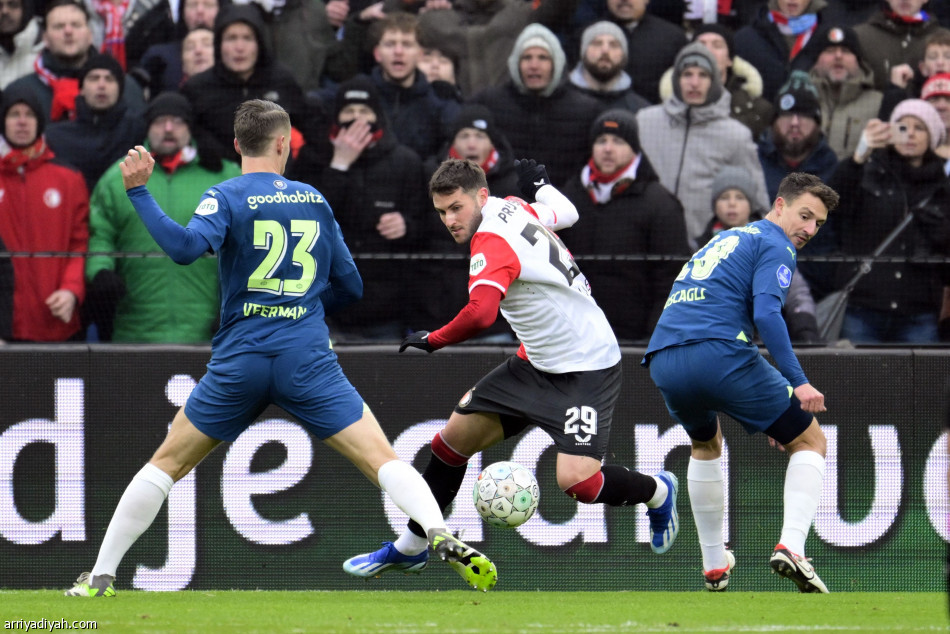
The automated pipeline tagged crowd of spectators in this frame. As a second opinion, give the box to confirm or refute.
[0,0,948,346]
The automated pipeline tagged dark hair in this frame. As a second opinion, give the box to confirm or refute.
[370,11,419,48]
[233,99,290,157]
[776,172,839,213]
[429,158,488,198]
[42,0,88,28]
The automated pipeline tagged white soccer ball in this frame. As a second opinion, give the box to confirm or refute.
[473,461,540,529]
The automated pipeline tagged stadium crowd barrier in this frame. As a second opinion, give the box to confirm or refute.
[0,345,946,592]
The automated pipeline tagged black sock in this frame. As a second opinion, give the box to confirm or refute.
[595,465,657,507]
[407,456,468,537]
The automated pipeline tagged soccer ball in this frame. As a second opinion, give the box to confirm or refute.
[473,461,540,529]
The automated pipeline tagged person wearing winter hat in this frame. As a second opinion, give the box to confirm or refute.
[758,71,838,201]
[830,96,950,343]
[806,23,882,160]
[320,74,429,342]
[558,108,690,343]
[0,82,89,342]
[436,104,519,199]
[181,3,306,164]
[637,41,770,245]
[659,23,774,138]
[45,52,146,191]
[82,90,240,343]
[567,20,650,114]
[470,22,603,189]
[921,72,950,170]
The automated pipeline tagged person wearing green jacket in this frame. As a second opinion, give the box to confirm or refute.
[84,91,241,342]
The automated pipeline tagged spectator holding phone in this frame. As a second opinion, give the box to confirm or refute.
[827,98,950,343]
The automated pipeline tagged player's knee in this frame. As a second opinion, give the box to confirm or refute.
[563,470,604,503]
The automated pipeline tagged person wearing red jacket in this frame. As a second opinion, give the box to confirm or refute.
[0,83,89,341]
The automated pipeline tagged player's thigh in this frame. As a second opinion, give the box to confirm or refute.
[184,356,271,442]
[322,409,398,486]
[271,348,366,440]
[650,341,782,440]
[440,410,505,456]
[717,352,799,435]
[555,453,603,490]
[150,407,222,482]
[782,417,826,455]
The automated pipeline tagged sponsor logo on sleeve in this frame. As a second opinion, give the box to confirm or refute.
[195,198,219,216]
[776,264,792,288]
[470,253,487,276]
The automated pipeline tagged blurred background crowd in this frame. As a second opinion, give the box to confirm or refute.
[0,0,949,347]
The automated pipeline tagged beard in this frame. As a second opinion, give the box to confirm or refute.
[774,125,822,160]
[583,58,623,84]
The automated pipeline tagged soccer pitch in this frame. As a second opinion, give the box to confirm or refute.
[2,591,946,633]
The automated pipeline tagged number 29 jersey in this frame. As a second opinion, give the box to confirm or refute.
[187,172,359,359]
[469,196,620,374]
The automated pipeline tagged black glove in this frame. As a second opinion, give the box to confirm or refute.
[399,330,435,353]
[514,158,550,201]
[84,269,127,341]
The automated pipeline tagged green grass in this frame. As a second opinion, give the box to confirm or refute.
[1,591,946,633]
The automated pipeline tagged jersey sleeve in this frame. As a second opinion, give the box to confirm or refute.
[185,188,232,254]
[503,187,579,232]
[751,238,796,305]
[468,231,521,296]
[127,185,215,264]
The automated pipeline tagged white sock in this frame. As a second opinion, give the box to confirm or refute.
[687,457,727,572]
[91,463,173,578]
[646,475,668,508]
[393,530,429,556]
[377,460,445,553]
[779,450,825,557]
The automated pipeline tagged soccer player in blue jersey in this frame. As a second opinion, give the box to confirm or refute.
[643,172,839,594]
[65,99,497,597]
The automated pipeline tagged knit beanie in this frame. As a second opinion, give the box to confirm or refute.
[922,73,950,101]
[692,23,734,59]
[0,82,45,142]
[507,23,566,98]
[711,165,757,210]
[589,108,640,153]
[672,42,723,105]
[335,75,384,122]
[812,24,864,61]
[580,21,628,60]
[890,98,946,150]
[145,91,194,128]
[774,70,822,124]
[450,104,502,146]
[79,53,125,96]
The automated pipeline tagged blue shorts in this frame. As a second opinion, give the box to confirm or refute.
[647,340,793,440]
[185,347,365,442]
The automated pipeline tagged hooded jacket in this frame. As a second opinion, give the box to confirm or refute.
[0,8,42,90]
[0,85,89,341]
[470,24,604,188]
[180,4,305,162]
[637,43,770,242]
